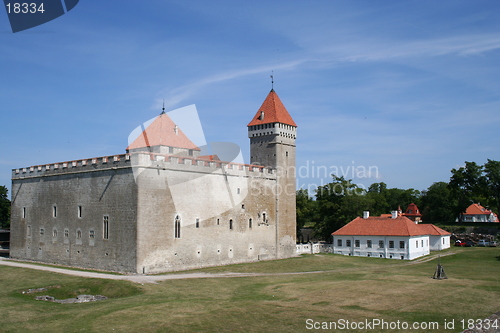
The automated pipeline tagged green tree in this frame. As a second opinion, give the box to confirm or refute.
[296,189,316,235]
[449,161,486,222]
[0,185,10,229]
[484,159,500,215]
[314,176,368,240]
[420,182,455,223]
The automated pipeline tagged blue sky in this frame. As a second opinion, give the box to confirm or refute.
[1,0,500,196]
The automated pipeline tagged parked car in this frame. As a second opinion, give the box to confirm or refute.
[455,240,466,247]
[464,240,475,247]
[477,240,489,247]
[489,241,498,247]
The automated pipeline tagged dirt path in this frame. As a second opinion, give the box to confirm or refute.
[0,252,456,284]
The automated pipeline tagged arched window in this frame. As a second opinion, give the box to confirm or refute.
[174,215,181,238]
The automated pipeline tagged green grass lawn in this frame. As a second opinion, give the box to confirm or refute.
[1,247,499,332]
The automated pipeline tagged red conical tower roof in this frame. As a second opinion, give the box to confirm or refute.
[247,89,297,127]
[127,113,200,151]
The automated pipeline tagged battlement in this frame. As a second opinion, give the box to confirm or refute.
[12,152,275,180]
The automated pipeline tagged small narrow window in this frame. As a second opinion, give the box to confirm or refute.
[262,213,266,223]
[421,240,424,247]
[40,228,44,236]
[249,218,252,229]
[103,216,109,240]
[78,206,82,218]
[77,230,82,239]
[237,188,241,194]
[64,229,69,238]
[416,240,418,248]
[53,206,57,217]
[174,215,181,238]
[22,207,26,218]
[217,218,220,225]
[27,225,31,237]
[89,230,95,239]
[241,204,245,209]
[229,219,233,230]
[53,229,58,238]
[195,218,199,228]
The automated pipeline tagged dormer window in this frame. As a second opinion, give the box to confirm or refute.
[259,111,264,120]
[174,125,179,135]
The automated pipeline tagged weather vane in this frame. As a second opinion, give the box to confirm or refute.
[271,71,274,90]
[161,99,165,114]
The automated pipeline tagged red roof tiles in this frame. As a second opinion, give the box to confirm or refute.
[127,113,200,151]
[463,203,494,215]
[404,203,422,217]
[332,216,450,237]
[247,89,297,127]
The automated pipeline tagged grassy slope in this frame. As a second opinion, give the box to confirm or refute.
[1,247,499,333]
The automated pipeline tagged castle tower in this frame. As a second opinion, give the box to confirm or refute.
[248,89,297,258]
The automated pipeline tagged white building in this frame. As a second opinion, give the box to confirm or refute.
[332,211,450,260]
[459,203,499,223]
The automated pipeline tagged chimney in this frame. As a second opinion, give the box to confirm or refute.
[363,211,369,219]
[391,211,398,219]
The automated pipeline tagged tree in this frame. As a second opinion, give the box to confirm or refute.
[0,186,10,229]
[449,162,487,222]
[484,159,500,215]
[296,189,316,235]
[420,182,455,223]
[314,176,368,240]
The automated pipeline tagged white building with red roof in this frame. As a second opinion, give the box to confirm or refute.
[459,203,499,223]
[332,211,450,260]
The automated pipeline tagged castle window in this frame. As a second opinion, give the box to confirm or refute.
[217,218,220,226]
[286,151,288,157]
[229,219,233,230]
[174,215,181,238]
[237,188,240,194]
[241,204,245,209]
[40,228,44,236]
[22,207,26,218]
[89,230,95,238]
[389,241,394,249]
[53,206,57,217]
[77,230,82,239]
[195,218,199,228]
[103,216,109,240]
[78,206,82,218]
[27,225,31,237]
[64,229,69,238]
[400,241,405,249]
[367,240,372,248]
[262,213,266,223]
[249,218,252,229]
[53,229,58,238]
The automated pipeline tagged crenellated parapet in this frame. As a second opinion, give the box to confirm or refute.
[12,151,275,180]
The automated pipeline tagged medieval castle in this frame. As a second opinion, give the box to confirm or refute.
[10,89,297,273]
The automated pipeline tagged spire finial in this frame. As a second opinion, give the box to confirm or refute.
[161,99,165,114]
[270,71,274,90]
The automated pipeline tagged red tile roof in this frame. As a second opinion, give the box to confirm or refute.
[404,203,422,217]
[247,89,297,127]
[463,203,494,215]
[127,113,200,151]
[332,216,450,237]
